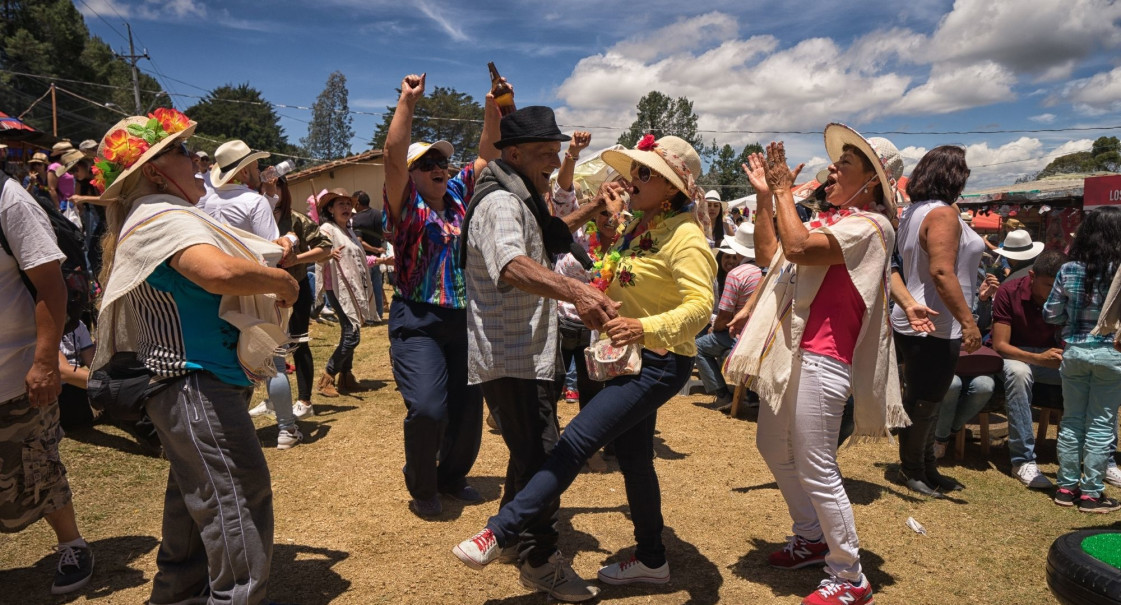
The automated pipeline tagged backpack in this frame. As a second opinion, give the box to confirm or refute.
[0,173,94,332]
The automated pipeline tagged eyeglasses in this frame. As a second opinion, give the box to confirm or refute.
[155,142,190,161]
[412,154,449,172]
[630,164,652,183]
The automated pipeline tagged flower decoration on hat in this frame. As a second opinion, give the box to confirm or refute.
[91,108,192,194]
[637,134,657,151]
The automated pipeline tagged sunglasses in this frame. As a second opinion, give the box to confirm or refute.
[631,164,652,183]
[155,142,191,161]
[412,154,449,172]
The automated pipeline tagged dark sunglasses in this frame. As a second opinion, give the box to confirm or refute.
[155,142,190,160]
[412,154,449,172]
[631,164,652,183]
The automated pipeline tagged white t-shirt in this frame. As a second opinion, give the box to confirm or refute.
[59,320,94,367]
[200,183,280,240]
[0,178,67,402]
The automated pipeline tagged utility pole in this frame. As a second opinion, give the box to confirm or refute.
[119,23,149,114]
[50,84,57,136]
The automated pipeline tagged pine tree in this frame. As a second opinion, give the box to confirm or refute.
[370,87,484,164]
[185,84,293,154]
[616,91,702,150]
[302,71,354,160]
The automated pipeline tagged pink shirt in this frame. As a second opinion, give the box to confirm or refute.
[800,264,866,365]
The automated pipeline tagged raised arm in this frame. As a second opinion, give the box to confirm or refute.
[743,154,778,266]
[557,131,591,193]
[473,79,507,174]
[384,74,427,222]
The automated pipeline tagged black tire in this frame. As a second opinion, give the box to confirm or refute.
[1047,530,1121,605]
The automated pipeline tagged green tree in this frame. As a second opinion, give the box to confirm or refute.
[370,86,483,164]
[698,141,763,200]
[185,84,294,155]
[302,71,353,160]
[1,0,167,142]
[616,91,702,150]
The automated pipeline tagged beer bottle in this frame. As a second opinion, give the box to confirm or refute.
[488,62,516,116]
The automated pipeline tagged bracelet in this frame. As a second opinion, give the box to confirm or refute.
[565,152,580,161]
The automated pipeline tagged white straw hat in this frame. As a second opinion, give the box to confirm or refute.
[211,139,270,188]
[993,229,1044,261]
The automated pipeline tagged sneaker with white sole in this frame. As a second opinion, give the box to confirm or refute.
[292,401,315,418]
[1106,463,1121,488]
[519,551,599,602]
[51,543,94,595]
[801,573,874,605]
[597,555,670,585]
[769,534,829,570]
[453,528,500,570]
[1013,461,1053,489]
[248,401,275,418]
[277,427,303,450]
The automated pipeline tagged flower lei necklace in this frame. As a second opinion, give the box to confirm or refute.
[587,222,622,291]
[91,108,192,194]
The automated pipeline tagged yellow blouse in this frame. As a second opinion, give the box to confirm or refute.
[606,211,717,356]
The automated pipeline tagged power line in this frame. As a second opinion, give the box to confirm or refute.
[74,0,129,44]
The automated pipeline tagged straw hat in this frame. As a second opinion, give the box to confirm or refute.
[993,229,1044,261]
[210,140,270,188]
[29,152,48,165]
[602,135,703,201]
[94,108,197,200]
[51,140,73,158]
[316,187,354,215]
[406,140,454,168]
[718,223,755,259]
[55,149,87,177]
[823,124,902,208]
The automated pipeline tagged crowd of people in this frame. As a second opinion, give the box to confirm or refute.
[0,65,1119,605]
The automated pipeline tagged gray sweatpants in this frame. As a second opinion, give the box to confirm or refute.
[146,372,273,605]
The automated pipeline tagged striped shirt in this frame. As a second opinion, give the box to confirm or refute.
[128,261,248,386]
[383,165,474,308]
[718,263,763,313]
[1044,261,1117,347]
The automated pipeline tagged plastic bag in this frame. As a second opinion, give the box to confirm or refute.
[584,330,642,381]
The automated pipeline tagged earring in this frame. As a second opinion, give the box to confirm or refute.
[156,180,168,192]
[661,199,673,213]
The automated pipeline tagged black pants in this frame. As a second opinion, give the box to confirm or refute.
[324,290,360,376]
[558,317,602,409]
[390,298,483,500]
[481,376,562,567]
[289,278,313,401]
[894,332,961,478]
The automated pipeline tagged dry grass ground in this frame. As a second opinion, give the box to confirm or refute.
[1,318,1117,604]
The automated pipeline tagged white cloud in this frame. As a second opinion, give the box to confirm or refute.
[1029,113,1056,124]
[78,0,275,31]
[961,137,1094,189]
[415,0,469,42]
[890,61,1016,115]
[929,0,1121,79]
[1054,66,1121,115]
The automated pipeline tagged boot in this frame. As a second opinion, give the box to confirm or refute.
[317,371,340,398]
[341,372,363,393]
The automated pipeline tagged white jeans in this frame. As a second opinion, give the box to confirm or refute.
[757,350,862,582]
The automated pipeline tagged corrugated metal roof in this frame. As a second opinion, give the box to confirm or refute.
[286,149,384,183]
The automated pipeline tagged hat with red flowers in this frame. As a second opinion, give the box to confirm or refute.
[93,108,196,200]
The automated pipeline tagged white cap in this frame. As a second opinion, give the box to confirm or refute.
[406,141,454,167]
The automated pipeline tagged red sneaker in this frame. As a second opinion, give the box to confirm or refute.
[802,574,874,605]
[769,535,829,569]
[563,388,579,403]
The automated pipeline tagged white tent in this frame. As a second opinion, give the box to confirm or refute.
[549,144,626,200]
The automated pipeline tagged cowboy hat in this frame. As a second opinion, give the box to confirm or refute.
[210,139,270,188]
[601,135,702,201]
[494,106,571,149]
[55,149,88,177]
[823,124,902,209]
[993,229,1044,261]
[95,109,197,200]
[719,223,755,259]
[79,139,98,152]
[29,152,48,165]
[51,140,74,157]
[406,140,455,168]
[316,187,355,215]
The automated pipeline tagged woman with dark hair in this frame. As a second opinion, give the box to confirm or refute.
[724,125,905,605]
[1045,207,1121,512]
[890,145,984,497]
[247,176,333,446]
[315,188,374,397]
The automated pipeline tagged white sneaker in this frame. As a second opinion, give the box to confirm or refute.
[519,551,599,602]
[1106,463,1121,488]
[597,556,670,585]
[453,528,500,570]
[1013,461,1053,489]
[292,401,315,418]
[277,427,303,450]
[248,401,274,418]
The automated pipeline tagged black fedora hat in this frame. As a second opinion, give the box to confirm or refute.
[494,106,571,149]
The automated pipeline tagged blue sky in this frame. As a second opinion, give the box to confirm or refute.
[76,0,1121,190]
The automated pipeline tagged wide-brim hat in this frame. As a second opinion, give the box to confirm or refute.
[406,140,455,168]
[29,152,48,165]
[993,229,1044,261]
[720,223,755,259]
[494,106,571,149]
[824,123,901,210]
[79,139,98,153]
[195,150,209,160]
[602,135,703,201]
[55,149,87,177]
[51,140,73,157]
[211,139,270,188]
[316,187,354,215]
[97,112,197,200]
[704,189,728,210]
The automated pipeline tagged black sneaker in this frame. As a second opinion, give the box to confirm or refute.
[51,543,94,595]
[1078,494,1121,514]
[1054,487,1080,507]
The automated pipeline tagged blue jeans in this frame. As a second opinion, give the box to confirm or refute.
[935,374,996,441]
[1002,348,1062,466]
[695,330,735,395]
[266,356,296,432]
[1056,344,1121,497]
[486,350,694,569]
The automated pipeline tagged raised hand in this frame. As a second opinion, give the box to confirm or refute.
[762,142,804,194]
[569,131,592,156]
[401,73,426,107]
[742,152,770,197]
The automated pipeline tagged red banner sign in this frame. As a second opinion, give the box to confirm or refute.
[1084,174,1121,207]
